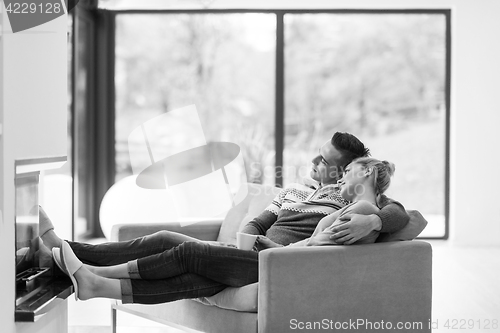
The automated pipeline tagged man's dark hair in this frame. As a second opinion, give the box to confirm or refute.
[331,132,371,166]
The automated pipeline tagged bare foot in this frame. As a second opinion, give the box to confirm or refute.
[39,206,63,250]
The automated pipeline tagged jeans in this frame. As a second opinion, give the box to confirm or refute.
[68,231,259,304]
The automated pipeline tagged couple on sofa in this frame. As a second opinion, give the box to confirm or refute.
[40,132,409,304]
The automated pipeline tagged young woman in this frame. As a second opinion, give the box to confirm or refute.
[45,157,395,304]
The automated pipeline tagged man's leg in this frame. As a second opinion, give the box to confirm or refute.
[66,242,254,304]
[75,267,227,304]
[39,207,200,266]
[39,205,202,266]
[121,273,228,304]
[68,231,201,266]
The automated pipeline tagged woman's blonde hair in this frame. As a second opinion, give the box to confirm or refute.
[351,157,396,196]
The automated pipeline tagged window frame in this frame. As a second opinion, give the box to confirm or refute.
[86,8,451,239]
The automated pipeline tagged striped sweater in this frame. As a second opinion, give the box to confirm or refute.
[241,183,408,245]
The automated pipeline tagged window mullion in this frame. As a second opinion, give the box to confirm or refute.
[275,12,285,187]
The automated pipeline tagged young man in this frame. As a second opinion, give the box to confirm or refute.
[242,132,409,249]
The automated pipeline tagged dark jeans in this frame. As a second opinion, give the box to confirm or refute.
[68,231,259,304]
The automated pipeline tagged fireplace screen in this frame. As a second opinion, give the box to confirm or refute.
[15,171,40,274]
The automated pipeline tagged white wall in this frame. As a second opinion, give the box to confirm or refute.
[446,1,500,246]
[0,6,68,333]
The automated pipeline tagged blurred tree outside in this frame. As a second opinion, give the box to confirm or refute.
[283,14,446,236]
[115,14,276,186]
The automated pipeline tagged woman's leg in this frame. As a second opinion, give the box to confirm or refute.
[74,266,123,301]
[85,262,129,278]
[138,241,259,287]
[92,241,259,287]
[63,247,230,303]
[76,265,227,304]
[65,241,257,303]
[120,273,228,304]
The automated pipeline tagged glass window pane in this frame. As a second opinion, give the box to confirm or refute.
[114,13,276,220]
[284,14,447,237]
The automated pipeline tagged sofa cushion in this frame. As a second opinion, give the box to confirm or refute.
[376,210,428,242]
[195,282,259,312]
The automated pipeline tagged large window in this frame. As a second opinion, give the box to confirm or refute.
[112,10,450,238]
[283,13,448,238]
[115,14,276,188]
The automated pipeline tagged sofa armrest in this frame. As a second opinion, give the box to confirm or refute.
[258,241,432,333]
[110,219,223,242]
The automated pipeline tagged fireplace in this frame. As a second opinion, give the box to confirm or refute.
[15,171,45,296]
[14,157,73,322]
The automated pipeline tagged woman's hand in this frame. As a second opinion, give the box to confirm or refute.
[254,235,283,251]
[307,229,339,246]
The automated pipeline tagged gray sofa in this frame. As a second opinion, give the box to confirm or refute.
[109,183,432,333]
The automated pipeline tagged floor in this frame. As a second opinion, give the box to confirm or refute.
[427,241,500,333]
[68,240,500,333]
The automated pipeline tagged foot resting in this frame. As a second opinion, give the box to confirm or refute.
[38,205,54,237]
[39,206,63,250]
[52,247,68,275]
[61,241,83,300]
[53,242,102,301]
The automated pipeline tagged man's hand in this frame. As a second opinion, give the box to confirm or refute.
[253,235,283,251]
[329,214,382,245]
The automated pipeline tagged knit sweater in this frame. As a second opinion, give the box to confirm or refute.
[241,183,409,245]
